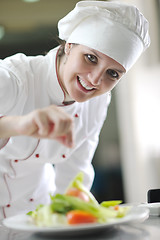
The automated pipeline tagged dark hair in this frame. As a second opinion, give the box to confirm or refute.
[56,38,66,57]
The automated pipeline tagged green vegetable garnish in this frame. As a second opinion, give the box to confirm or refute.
[101,200,122,208]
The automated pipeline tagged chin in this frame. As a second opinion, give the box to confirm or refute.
[69,87,94,102]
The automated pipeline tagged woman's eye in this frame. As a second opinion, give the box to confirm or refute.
[107,69,119,79]
[85,54,97,63]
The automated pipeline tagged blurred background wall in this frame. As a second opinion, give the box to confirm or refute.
[115,0,160,203]
[0,0,159,204]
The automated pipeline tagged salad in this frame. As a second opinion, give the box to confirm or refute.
[27,172,129,227]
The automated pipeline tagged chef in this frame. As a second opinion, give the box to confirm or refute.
[0,1,150,219]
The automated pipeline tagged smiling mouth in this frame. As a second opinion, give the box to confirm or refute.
[77,76,94,91]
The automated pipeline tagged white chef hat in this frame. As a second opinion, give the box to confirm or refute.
[58,1,150,72]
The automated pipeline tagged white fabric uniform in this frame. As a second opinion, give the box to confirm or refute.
[0,46,111,219]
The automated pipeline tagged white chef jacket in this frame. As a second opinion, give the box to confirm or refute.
[0,46,111,219]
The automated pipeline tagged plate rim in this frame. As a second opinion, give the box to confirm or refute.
[2,205,149,233]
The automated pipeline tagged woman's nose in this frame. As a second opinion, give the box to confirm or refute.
[88,71,103,86]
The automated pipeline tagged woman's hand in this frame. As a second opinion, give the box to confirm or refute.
[0,105,74,148]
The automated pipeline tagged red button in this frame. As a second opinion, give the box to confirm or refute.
[62,154,66,158]
[35,154,39,158]
[74,113,79,118]
[30,198,34,202]
[14,159,18,163]
[6,204,11,207]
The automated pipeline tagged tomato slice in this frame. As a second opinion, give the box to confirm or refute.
[66,188,89,202]
[67,210,97,224]
[114,205,119,211]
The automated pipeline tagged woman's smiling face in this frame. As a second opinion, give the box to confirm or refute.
[59,44,126,102]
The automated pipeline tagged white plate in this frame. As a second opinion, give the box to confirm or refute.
[2,206,149,236]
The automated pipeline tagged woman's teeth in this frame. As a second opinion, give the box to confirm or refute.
[78,77,94,90]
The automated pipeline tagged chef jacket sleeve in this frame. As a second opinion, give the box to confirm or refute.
[0,67,20,115]
[0,67,19,148]
[54,93,111,194]
[0,62,28,149]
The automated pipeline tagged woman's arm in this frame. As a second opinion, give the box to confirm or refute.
[0,64,74,148]
[0,105,74,148]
